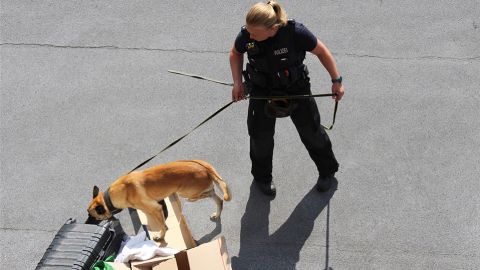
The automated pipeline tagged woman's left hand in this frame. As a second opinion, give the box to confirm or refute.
[332,83,344,101]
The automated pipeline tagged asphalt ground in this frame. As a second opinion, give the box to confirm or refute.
[1,1,479,269]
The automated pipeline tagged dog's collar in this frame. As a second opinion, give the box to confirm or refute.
[104,187,122,215]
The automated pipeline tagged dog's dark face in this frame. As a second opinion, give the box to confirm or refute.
[86,186,112,223]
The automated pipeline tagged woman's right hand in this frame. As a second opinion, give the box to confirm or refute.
[232,83,246,102]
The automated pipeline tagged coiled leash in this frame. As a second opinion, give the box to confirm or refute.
[128,70,339,173]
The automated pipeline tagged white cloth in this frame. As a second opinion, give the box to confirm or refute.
[114,231,178,263]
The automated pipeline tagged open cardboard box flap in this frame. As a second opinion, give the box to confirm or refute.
[137,194,196,251]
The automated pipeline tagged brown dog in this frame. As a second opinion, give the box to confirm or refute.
[87,160,230,241]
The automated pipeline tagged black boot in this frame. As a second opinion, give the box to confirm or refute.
[316,174,336,192]
[254,179,276,196]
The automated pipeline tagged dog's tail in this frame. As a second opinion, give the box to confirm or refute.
[190,160,231,201]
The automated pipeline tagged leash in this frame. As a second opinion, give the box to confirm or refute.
[249,93,338,130]
[168,69,234,86]
[127,71,338,173]
[168,69,338,130]
[128,100,234,174]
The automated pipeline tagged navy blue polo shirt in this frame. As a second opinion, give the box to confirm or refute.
[234,21,318,54]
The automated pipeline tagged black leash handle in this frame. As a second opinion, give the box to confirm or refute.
[323,100,338,130]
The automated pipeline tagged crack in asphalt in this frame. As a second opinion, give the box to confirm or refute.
[0,42,227,54]
[331,246,479,259]
[1,42,479,62]
[345,53,480,62]
[1,227,57,233]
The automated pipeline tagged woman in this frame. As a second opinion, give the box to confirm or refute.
[229,1,344,196]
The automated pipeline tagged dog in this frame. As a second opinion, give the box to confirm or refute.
[86,160,231,241]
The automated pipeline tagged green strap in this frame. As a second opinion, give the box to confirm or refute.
[92,254,116,270]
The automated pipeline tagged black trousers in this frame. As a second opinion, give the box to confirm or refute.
[247,91,339,182]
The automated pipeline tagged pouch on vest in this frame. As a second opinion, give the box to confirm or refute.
[289,64,308,82]
[245,63,268,88]
[242,76,252,97]
[275,63,310,89]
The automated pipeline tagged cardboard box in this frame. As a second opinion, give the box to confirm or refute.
[131,256,169,270]
[136,194,197,251]
[154,236,231,270]
[123,195,231,270]
[130,236,231,270]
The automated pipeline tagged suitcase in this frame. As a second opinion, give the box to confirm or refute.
[35,218,126,270]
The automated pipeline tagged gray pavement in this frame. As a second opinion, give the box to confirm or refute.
[1,1,479,269]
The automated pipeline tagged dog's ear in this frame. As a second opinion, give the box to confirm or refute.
[92,186,100,199]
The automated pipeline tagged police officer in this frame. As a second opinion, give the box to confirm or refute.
[229,1,344,196]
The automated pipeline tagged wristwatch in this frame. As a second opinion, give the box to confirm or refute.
[331,76,343,84]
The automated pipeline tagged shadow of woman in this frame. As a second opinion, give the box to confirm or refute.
[231,180,337,270]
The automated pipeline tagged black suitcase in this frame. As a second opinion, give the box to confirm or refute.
[35,218,125,270]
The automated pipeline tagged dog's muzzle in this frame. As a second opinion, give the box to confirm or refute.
[85,214,102,225]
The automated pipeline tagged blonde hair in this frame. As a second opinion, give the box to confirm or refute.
[246,1,288,28]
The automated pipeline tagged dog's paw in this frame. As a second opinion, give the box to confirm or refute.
[210,212,220,221]
[152,230,166,242]
[152,232,166,242]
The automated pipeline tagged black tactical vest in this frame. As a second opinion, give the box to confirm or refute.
[243,20,307,90]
